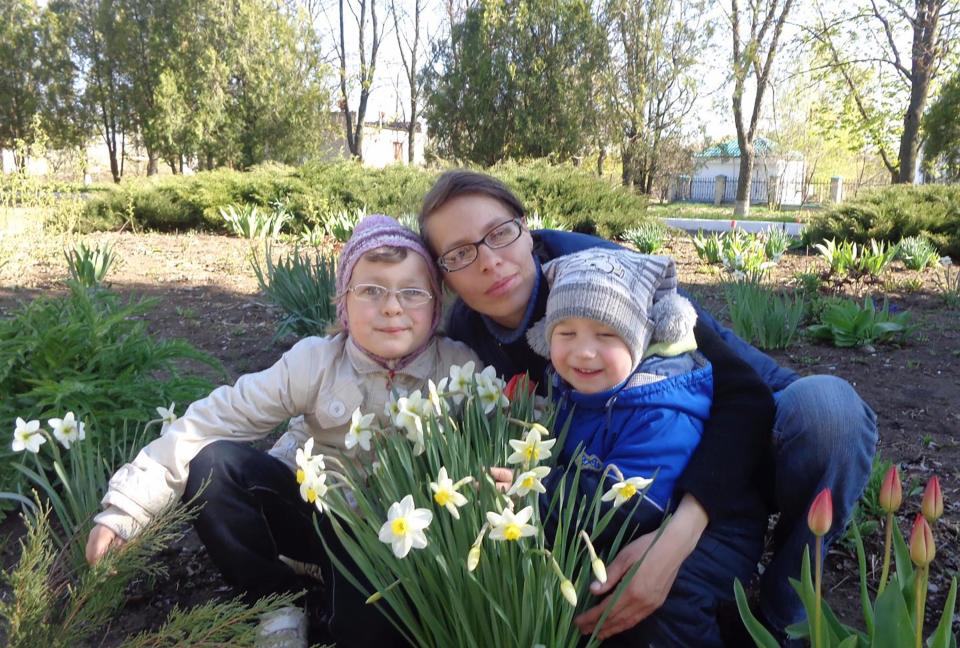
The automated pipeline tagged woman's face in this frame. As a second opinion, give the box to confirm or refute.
[424,194,536,329]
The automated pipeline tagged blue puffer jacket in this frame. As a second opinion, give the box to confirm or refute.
[550,352,713,536]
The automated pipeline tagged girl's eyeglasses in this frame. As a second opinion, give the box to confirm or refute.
[347,283,434,307]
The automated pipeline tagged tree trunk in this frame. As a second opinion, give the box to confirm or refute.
[147,152,158,176]
[896,0,939,184]
[597,145,606,176]
[734,140,754,216]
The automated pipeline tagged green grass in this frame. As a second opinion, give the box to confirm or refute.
[648,203,817,223]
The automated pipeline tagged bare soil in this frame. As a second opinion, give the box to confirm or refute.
[1,229,957,644]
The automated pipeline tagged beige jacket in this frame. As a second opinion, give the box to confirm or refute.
[94,333,479,540]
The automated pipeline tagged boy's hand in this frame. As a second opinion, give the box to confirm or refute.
[489,467,514,492]
[85,524,125,566]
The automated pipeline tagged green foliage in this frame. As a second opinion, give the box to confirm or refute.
[922,68,960,181]
[0,498,298,648]
[856,239,898,277]
[934,256,960,307]
[323,208,364,243]
[724,280,805,350]
[0,284,225,505]
[526,211,572,232]
[896,235,940,270]
[691,231,725,264]
[814,238,859,275]
[622,221,667,253]
[807,297,911,347]
[761,227,792,261]
[423,0,607,165]
[79,161,648,240]
[251,244,337,339]
[64,241,116,288]
[804,185,960,259]
[219,203,289,240]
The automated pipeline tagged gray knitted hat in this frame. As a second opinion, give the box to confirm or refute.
[526,249,694,367]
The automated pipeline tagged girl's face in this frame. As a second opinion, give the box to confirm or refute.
[424,194,536,329]
[345,254,435,359]
[549,318,633,394]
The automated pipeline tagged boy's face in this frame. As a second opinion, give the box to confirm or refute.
[346,254,435,359]
[423,194,536,329]
[550,317,634,394]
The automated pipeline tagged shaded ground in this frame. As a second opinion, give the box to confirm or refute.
[1,228,958,644]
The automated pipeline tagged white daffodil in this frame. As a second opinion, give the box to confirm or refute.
[156,402,177,427]
[295,437,325,472]
[295,439,327,512]
[560,580,578,607]
[506,428,557,467]
[425,380,444,417]
[476,364,506,390]
[384,390,404,420]
[507,465,551,496]
[446,361,476,404]
[345,408,375,452]
[486,505,537,542]
[429,467,470,519]
[48,411,85,449]
[395,392,426,455]
[378,494,433,559]
[12,417,44,453]
[477,378,509,414]
[940,256,953,268]
[601,475,654,508]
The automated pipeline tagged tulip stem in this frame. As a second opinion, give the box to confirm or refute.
[914,566,928,648]
[814,535,823,648]
[879,511,893,594]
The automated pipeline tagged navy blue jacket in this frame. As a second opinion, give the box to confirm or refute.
[445,229,776,524]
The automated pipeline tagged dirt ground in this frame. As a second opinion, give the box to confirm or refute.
[1,228,957,644]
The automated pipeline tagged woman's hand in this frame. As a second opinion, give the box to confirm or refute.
[85,523,126,566]
[574,494,708,640]
[489,467,514,492]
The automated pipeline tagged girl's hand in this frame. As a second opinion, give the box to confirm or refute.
[489,467,514,492]
[85,523,125,566]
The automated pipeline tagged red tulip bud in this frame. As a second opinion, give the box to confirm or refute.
[909,514,936,567]
[878,465,902,514]
[921,476,943,523]
[807,488,833,537]
[504,373,536,401]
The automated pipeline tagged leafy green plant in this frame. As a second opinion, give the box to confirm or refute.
[691,231,725,264]
[792,271,824,296]
[0,498,298,648]
[897,236,940,270]
[856,239,898,277]
[297,222,327,248]
[0,284,225,506]
[724,280,805,350]
[525,210,571,232]
[722,234,775,282]
[251,244,338,338]
[814,238,859,276]
[64,241,116,288]
[807,297,911,347]
[623,221,667,253]
[934,256,959,307]
[397,212,420,234]
[323,207,365,243]
[760,227,792,261]
[219,203,290,240]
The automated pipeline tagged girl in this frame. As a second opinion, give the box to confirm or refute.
[85,215,479,648]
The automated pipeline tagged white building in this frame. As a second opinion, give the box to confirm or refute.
[683,137,807,206]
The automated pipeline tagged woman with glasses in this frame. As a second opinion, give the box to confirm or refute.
[418,170,877,648]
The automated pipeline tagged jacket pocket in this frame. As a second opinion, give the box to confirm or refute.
[313,382,364,428]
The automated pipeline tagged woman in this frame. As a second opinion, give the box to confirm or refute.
[417,170,877,646]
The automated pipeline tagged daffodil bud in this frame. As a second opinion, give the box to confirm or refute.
[592,558,607,584]
[467,545,481,572]
[530,423,550,437]
[560,580,578,607]
[365,591,383,604]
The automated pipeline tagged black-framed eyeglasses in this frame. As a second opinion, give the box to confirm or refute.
[347,283,434,307]
[437,218,524,272]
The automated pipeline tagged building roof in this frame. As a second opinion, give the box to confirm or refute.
[695,136,779,159]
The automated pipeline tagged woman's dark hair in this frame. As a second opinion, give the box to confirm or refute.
[418,170,526,252]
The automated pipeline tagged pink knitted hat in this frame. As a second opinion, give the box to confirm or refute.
[335,214,442,332]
